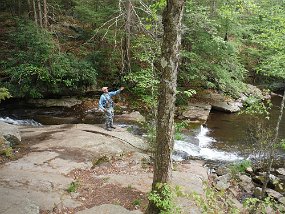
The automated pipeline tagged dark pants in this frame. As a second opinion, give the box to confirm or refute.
[105,107,114,128]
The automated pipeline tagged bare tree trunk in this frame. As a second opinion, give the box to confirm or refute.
[261,89,285,198]
[43,0,48,28]
[146,0,185,213]
[18,0,21,16]
[32,0,38,25]
[37,0,43,28]
[27,0,32,19]
[122,0,131,74]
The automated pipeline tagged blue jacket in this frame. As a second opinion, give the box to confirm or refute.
[98,89,121,111]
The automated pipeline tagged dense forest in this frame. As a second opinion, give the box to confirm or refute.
[0,0,284,104]
[1,0,285,213]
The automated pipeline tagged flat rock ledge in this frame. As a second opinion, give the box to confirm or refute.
[0,123,208,214]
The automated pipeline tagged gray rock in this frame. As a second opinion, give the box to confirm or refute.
[116,111,145,123]
[239,175,254,193]
[211,100,240,113]
[277,168,285,176]
[76,204,142,214]
[215,174,231,190]
[254,187,262,198]
[178,103,211,122]
[0,121,21,146]
[245,167,254,174]
[279,197,285,205]
[27,98,82,108]
[200,91,241,113]
[0,197,39,214]
[265,188,283,200]
[215,166,230,176]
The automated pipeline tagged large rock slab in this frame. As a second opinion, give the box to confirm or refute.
[27,98,82,108]
[205,92,241,113]
[20,124,148,156]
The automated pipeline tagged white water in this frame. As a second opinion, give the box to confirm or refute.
[0,117,42,126]
[173,125,243,162]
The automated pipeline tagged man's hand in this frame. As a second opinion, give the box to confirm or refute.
[120,87,124,91]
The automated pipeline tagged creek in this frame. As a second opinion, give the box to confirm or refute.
[0,95,284,166]
[175,94,285,166]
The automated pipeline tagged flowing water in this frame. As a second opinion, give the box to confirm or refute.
[173,94,285,164]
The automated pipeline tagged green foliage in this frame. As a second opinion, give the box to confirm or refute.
[0,147,13,158]
[176,88,196,105]
[125,35,160,110]
[190,182,239,214]
[2,19,97,98]
[241,1,285,81]
[174,121,188,140]
[67,181,79,193]
[132,199,141,207]
[240,96,272,118]
[73,0,118,26]
[0,88,11,102]
[148,183,181,214]
[229,160,251,178]
[181,0,247,98]
[243,196,285,213]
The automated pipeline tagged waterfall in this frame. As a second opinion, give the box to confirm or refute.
[196,125,216,147]
[173,125,242,162]
[0,117,42,126]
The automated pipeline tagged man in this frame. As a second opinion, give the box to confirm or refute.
[98,86,124,131]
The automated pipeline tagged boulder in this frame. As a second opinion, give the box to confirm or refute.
[0,121,21,147]
[279,197,285,205]
[215,166,230,176]
[199,91,241,113]
[27,98,82,108]
[177,103,211,122]
[115,111,145,123]
[244,84,264,99]
[277,168,285,176]
[265,188,283,200]
[239,175,255,193]
[215,174,231,190]
[253,187,262,198]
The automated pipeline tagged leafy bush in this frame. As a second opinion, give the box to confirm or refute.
[67,181,79,193]
[190,182,239,214]
[1,19,97,98]
[0,88,11,102]
[229,160,252,178]
[148,183,181,214]
[243,196,285,213]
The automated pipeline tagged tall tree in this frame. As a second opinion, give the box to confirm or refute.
[37,0,43,27]
[122,0,132,74]
[147,0,185,213]
[43,0,48,28]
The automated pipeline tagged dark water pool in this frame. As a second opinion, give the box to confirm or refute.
[206,94,285,162]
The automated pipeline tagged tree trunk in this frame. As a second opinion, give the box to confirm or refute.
[27,0,33,19]
[261,89,285,198]
[37,0,43,28]
[32,0,38,25]
[122,0,131,74]
[43,0,48,28]
[146,0,185,213]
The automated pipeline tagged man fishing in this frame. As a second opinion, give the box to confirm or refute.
[98,86,124,131]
